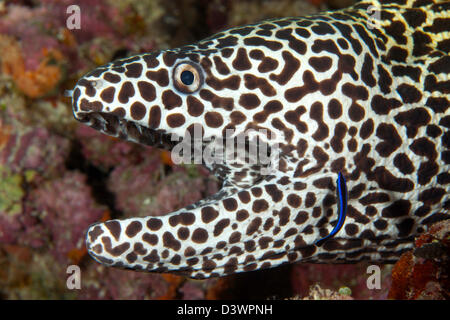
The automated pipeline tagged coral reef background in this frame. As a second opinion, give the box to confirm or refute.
[0,0,447,300]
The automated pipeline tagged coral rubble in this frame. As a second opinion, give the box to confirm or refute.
[389,220,449,300]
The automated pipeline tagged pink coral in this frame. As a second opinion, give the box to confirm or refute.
[291,263,392,300]
[179,280,206,300]
[31,171,105,263]
[79,264,170,299]
[75,125,144,170]
[0,5,60,71]
[0,127,70,176]
[0,209,48,248]
[0,127,71,248]
[0,1,123,73]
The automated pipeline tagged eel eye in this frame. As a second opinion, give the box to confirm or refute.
[173,62,202,93]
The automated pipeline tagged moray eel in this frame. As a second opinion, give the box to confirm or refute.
[70,0,449,279]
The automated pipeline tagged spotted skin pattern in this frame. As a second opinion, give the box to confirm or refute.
[71,0,449,279]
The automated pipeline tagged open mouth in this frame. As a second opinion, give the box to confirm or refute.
[74,112,179,150]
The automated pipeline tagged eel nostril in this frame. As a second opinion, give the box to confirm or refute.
[90,79,104,90]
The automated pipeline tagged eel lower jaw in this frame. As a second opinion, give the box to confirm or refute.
[74,111,179,150]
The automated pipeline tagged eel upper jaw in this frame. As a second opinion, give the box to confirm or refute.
[74,108,271,184]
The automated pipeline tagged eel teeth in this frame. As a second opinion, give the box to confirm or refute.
[76,111,178,150]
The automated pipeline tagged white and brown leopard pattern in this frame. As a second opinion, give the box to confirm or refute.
[71,0,449,278]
